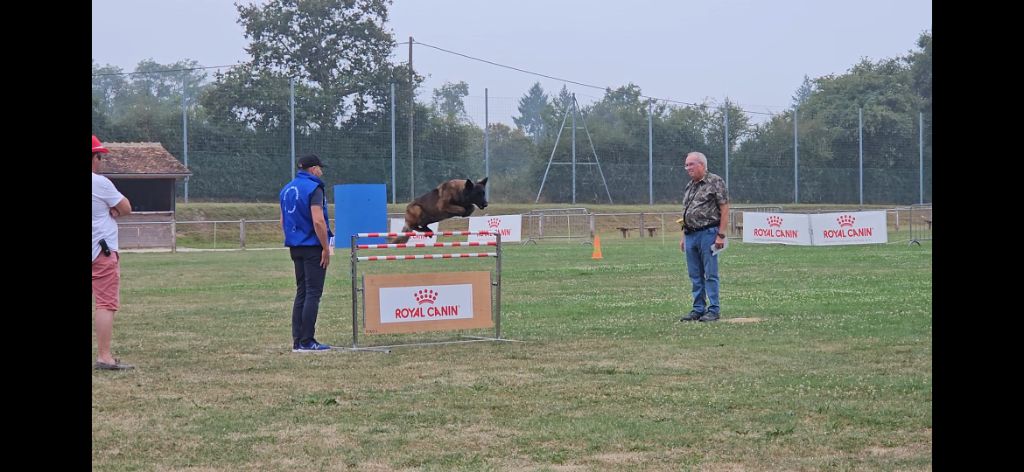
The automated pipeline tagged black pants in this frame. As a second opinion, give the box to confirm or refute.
[290,246,327,345]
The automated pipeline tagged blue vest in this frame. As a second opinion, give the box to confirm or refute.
[280,172,334,247]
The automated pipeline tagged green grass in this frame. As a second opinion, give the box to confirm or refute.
[94,237,931,471]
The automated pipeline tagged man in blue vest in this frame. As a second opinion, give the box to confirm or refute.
[280,154,334,351]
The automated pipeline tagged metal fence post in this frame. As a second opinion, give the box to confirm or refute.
[182,71,189,204]
[484,87,490,201]
[858,107,864,207]
[391,82,396,204]
[919,111,924,205]
[794,107,799,204]
[240,219,246,249]
[724,98,729,189]
[648,102,653,205]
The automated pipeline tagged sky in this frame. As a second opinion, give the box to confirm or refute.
[92,0,932,125]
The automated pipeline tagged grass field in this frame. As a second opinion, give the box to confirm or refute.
[93,237,932,471]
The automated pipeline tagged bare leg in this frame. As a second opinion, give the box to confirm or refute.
[96,308,116,364]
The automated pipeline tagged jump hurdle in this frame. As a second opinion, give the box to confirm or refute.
[346,231,516,352]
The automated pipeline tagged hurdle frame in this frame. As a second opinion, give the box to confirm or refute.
[345,230,515,352]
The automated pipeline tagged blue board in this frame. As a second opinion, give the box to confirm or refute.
[333,184,387,248]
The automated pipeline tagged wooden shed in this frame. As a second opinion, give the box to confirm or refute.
[99,142,191,249]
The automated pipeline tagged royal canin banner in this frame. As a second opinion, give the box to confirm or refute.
[379,284,474,323]
[389,218,439,243]
[467,214,522,243]
[362,272,493,335]
[808,211,887,245]
[742,212,813,245]
[742,211,888,246]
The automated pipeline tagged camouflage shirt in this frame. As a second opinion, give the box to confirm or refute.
[681,172,729,231]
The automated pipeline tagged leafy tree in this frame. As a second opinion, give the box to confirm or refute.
[551,85,574,116]
[91,59,205,144]
[792,74,815,108]
[431,81,470,123]
[513,82,551,143]
[708,99,751,161]
[232,0,399,130]
[482,123,534,174]
[908,32,931,115]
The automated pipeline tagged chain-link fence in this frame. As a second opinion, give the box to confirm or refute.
[93,68,931,205]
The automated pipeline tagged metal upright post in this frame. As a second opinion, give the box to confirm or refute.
[182,72,189,203]
[919,112,924,204]
[351,234,359,348]
[409,37,415,200]
[858,107,864,206]
[648,102,653,205]
[794,107,799,203]
[391,83,397,203]
[495,232,502,339]
[571,94,577,205]
[485,88,490,201]
[290,77,295,179]
[723,98,729,188]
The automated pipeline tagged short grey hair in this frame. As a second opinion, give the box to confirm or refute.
[686,151,708,169]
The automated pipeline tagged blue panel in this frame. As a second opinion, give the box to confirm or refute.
[333,184,387,248]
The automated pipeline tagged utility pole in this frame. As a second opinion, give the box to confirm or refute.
[409,36,415,200]
[484,88,490,200]
[182,71,189,203]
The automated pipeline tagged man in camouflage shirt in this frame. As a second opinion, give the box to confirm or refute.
[679,151,730,322]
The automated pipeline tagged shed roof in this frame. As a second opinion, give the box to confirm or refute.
[99,142,191,179]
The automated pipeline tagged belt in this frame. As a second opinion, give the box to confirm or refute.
[683,221,720,235]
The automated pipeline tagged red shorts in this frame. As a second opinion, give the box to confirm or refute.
[92,251,120,311]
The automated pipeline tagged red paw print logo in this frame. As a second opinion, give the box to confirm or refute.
[837,215,855,227]
[414,289,438,305]
[766,215,783,227]
[487,217,502,228]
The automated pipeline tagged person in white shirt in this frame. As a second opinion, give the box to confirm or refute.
[92,135,134,370]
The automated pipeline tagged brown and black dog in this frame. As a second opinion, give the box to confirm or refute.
[391,177,489,244]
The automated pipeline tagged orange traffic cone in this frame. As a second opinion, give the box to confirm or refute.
[591,234,603,260]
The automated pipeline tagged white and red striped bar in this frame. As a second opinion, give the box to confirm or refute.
[356,231,497,238]
[357,241,497,249]
[357,252,497,261]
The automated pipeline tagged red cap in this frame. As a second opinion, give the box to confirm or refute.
[92,135,109,154]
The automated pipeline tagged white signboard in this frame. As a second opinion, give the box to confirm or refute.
[389,218,438,244]
[379,284,474,324]
[809,211,888,245]
[467,214,522,243]
[742,212,813,245]
[363,272,493,334]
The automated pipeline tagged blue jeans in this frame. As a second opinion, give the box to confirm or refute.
[290,246,327,345]
[684,227,721,315]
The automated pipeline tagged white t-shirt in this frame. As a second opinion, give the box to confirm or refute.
[93,173,125,261]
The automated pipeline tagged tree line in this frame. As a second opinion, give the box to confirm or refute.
[92,0,931,204]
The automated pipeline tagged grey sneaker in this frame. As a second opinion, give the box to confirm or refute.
[680,311,703,322]
[698,313,720,322]
[95,359,135,370]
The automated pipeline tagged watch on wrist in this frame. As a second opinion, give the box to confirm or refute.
[717,232,726,238]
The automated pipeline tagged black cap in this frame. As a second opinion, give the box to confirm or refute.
[297,154,327,169]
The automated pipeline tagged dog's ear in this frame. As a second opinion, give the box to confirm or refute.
[477,177,488,186]
[464,179,474,190]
